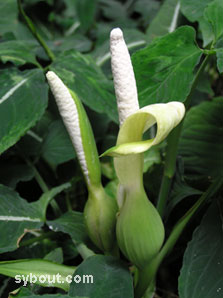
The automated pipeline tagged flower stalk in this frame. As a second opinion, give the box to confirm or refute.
[106,28,185,272]
[46,71,117,254]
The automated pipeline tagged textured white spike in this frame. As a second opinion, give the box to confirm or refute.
[110,28,139,126]
[46,71,90,184]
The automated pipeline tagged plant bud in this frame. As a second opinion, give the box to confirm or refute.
[84,185,118,253]
[46,71,118,254]
[116,187,164,269]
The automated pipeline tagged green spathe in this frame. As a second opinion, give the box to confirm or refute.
[116,187,164,269]
[68,89,101,188]
[103,101,185,268]
[84,185,117,253]
[68,89,118,253]
[103,102,185,158]
[68,90,118,253]
[103,102,185,188]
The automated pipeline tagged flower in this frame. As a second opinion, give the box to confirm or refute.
[110,28,139,125]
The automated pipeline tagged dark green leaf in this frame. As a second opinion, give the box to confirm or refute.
[146,0,180,42]
[0,185,43,253]
[47,211,89,244]
[50,50,117,122]
[9,237,58,260]
[0,68,48,154]
[16,132,42,158]
[99,0,127,21]
[0,183,69,253]
[44,247,64,264]
[0,0,33,41]
[41,120,76,167]
[0,259,75,291]
[180,0,212,22]
[166,176,202,216]
[19,111,54,159]
[0,41,39,66]
[196,72,214,95]
[179,98,223,178]
[0,277,10,296]
[134,0,160,28]
[33,111,54,138]
[33,183,71,221]
[216,48,223,73]
[23,0,54,5]
[0,163,34,188]
[10,287,87,298]
[54,34,92,53]
[204,0,223,42]
[63,0,78,18]
[132,26,202,106]
[69,255,134,298]
[143,146,161,173]
[10,287,64,297]
[199,17,215,46]
[178,199,223,298]
[180,0,223,45]
[0,0,18,34]
[76,0,98,32]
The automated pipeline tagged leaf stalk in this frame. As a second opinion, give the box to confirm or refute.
[156,54,210,217]
[17,0,55,62]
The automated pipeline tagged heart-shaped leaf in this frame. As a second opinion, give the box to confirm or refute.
[178,199,223,298]
[179,98,223,178]
[0,68,48,154]
[49,50,117,123]
[132,26,202,106]
[69,255,134,298]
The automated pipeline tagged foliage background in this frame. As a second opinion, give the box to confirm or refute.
[0,0,222,297]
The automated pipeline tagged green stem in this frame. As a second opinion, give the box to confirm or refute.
[31,163,49,193]
[75,242,95,259]
[66,192,72,211]
[17,0,55,62]
[25,158,61,216]
[184,54,210,109]
[136,177,223,298]
[19,231,56,247]
[34,168,61,216]
[0,277,10,296]
[156,54,210,217]
[159,177,223,258]
[156,122,183,216]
